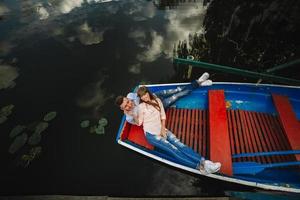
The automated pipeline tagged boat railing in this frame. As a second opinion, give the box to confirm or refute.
[173,57,300,85]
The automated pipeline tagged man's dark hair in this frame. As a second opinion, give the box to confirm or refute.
[115,95,125,106]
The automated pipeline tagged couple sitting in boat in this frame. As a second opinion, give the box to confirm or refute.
[115,72,221,174]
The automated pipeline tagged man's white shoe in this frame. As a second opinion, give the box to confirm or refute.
[197,72,209,83]
[200,79,213,86]
[199,160,221,174]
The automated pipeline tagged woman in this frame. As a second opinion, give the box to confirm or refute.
[135,86,221,174]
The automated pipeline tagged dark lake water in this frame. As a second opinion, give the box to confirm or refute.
[0,0,299,197]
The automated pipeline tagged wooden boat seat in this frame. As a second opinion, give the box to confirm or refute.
[209,90,233,175]
[272,94,300,161]
[121,122,154,150]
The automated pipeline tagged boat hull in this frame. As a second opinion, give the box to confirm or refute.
[116,82,300,193]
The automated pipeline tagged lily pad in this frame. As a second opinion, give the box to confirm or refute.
[0,104,14,116]
[98,118,108,126]
[95,126,105,135]
[0,116,7,124]
[19,146,42,168]
[21,154,33,161]
[8,133,28,154]
[30,146,42,156]
[27,121,39,132]
[80,120,90,128]
[35,122,48,134]
[89,125,97,134]
[43,111,57,122]
[9,125,26,138]
[28,132,41,145]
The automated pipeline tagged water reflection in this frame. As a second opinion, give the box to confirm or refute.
[77,22,105,45]
[175,0,300,81]
[0,0,228,196]
[0,3,10,20]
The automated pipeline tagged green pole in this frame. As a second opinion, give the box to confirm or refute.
[173,57,300,85]
[266,59,300,73]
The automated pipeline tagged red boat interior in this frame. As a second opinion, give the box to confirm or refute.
[120,90,300,176]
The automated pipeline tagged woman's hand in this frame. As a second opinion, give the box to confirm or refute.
[160,128,167,138]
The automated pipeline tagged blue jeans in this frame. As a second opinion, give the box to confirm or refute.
[154,80,199,108]
[145,130,203,169]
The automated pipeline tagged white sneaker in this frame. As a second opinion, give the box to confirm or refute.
[200,79,213,86]
[199,160,221,174]
[197,72,209,83]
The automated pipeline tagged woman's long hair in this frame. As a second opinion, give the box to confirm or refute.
[137,86,161,112]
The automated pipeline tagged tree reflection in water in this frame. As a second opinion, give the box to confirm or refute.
[174,0,300,81]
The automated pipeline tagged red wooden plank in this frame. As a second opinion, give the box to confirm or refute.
[174,108,180,137]
[239,110,252,162]
[202,110,207,158]
[186,109,191,147]
[236,110,246,161]
[190,109,195,150]
[209,90,232,175]
[268,115,288,162]
[178,109,184,139]
[166,108,172,128]
[272,94,300,161]
[231,110,241,162]
[194,109,199,152]
[182,109,187,143]
[251,112,272,163]
[170,108,176,133]
[262,114,284,162]
[247,111,266,163]
[198,110,202,154]
[243,111,260,162]
[256,113,277,163]
[273,116,296,161]
[226,111,235,158]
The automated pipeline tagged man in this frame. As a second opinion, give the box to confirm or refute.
[115,72,212,125]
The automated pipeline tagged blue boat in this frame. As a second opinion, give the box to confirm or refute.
[116,82,300,193]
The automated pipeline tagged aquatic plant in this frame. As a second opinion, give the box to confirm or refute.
[98,118,108,126]
[95,126,105,135]
[0,65,19,89]
[28,132,42,145]
[0,104,14,116]
[80,120,90,128]
[87,117,108,135]
[0,116,7,124]
[0,104,14,124]
[26,121,39,132]
[35,122,49,134]
[43,111,57,122]
[9,125,26,138]
[20,146,42,167]
[8,133,28,154]
[89,125,97,134]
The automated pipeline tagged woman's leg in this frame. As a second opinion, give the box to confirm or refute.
[145,132,199,169]
[155,81,200,108]
[160,90,190,108]
[166,130,204,163]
